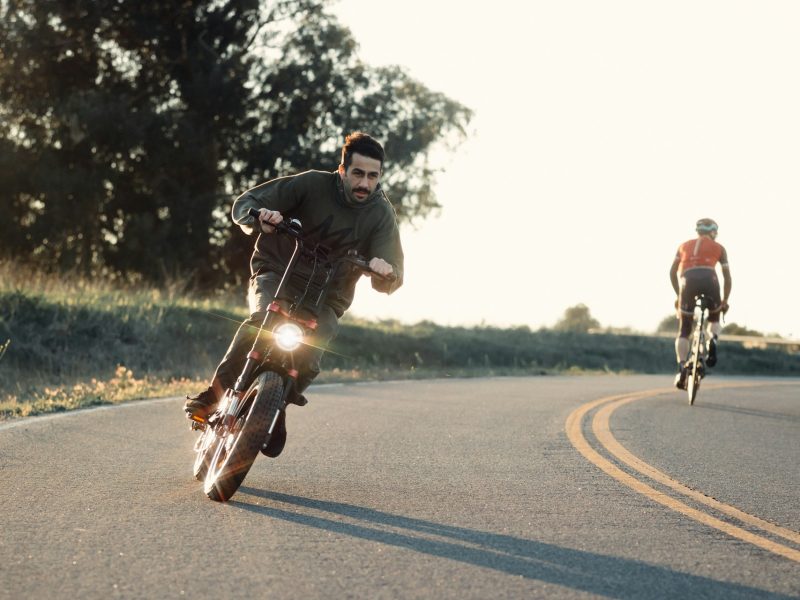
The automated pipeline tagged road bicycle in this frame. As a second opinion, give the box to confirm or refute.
[190,207,392,501]
[685,294,711,405]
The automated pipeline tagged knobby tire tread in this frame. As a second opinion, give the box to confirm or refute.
[204,372,283,501]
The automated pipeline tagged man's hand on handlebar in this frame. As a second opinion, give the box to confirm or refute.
[257,208,283,234]
[368,257,393,279]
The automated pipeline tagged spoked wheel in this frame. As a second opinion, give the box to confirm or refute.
[193,427,221,481]
[203,371,284,502]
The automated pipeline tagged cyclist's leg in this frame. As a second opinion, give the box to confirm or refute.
[295,304,339,394]
[675,332,691,364]
[674,277,695,389]
[675,275,695,364]
[701,272,722,337]
[186,274,279,415]
[702,273,722,366]
[211,274,279,390]
[706,314,722,339]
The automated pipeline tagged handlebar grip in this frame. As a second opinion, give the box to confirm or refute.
[248,208,394,280]
[366,263,398,283]
[345,254,395,281]
[248,207,291,234]
[378,272,398,283]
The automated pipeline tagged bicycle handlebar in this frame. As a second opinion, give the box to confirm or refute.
[248,207,299,237]
[247,207,395,281]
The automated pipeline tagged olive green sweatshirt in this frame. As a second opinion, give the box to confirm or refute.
[232,170,404,316]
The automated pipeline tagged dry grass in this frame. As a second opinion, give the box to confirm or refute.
[0,258,243,314]
[0,365,204,419]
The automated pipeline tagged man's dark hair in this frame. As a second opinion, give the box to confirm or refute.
[341,131,385,170]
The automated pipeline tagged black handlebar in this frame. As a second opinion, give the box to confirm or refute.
[248,207,299,237]
[247,207,395,282]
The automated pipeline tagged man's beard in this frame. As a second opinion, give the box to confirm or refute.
[343,180,372,204]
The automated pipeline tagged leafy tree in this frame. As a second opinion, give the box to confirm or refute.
[656,313,678,333]
[659,316,770,338]
[553,304,601,333]
[0,0,471,286]
[722,323,765,337]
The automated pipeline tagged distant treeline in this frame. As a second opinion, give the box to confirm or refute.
[329,321,799,376]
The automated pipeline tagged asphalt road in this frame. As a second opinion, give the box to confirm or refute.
[1,375,798,599]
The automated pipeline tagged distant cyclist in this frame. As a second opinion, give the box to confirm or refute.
[670,218,732,389]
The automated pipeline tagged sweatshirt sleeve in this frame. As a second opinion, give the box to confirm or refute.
[231,172,310,235]
[366,202,404,294]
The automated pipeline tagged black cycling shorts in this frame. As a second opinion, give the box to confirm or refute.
[678,269,721,337]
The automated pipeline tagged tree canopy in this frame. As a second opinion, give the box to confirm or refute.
[722,323,767,337]
[656,313,678,333]
[0,0,471,286]
[657,314,769,338]
[553,304,601,333]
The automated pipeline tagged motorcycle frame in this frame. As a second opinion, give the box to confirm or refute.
[213,222,351,432]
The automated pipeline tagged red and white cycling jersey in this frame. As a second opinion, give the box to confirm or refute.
[676,237,728,276]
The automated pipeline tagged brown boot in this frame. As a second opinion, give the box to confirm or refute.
[184,387,218,420]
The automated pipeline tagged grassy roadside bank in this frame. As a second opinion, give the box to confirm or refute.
[2,263,799,420]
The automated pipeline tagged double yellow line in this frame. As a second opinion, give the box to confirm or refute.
[565,384,800,563]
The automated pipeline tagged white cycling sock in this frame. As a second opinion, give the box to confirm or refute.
[675,337,690,364]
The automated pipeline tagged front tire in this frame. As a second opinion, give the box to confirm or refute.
[193,427,220,481]
[203,372,284,502]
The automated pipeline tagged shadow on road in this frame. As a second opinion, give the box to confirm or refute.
[235,488,789,599]
[696,401,800,423]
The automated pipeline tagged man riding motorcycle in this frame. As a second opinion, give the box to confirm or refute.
[185,132,404,456]
[670,218,732,389]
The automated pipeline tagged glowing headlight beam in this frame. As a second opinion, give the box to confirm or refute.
[274,322,304,351]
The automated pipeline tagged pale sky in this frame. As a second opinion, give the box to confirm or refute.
[336,0,800,338]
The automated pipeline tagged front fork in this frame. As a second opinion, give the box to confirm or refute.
[193,310,277,434]
[226,328,303,435]
[192,313,306,438]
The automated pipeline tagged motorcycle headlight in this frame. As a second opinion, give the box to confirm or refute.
[273,322,304,351]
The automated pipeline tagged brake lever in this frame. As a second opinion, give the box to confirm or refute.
[344,252,396,282]
[247,207,300,236]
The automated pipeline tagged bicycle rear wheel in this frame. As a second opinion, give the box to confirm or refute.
[686,310,706,405]
[687,354,702,405]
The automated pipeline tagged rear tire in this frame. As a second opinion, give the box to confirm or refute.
[203,372,284,502]
[687,311,706,406]
[687,360,701,405]
[687,348,703,405]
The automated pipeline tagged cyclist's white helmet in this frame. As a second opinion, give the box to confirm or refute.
[696,218,718,237]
